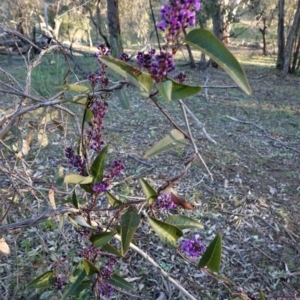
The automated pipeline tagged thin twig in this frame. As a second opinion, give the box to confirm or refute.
[113,234,198,300]
[179,100,213,181]
[226,115,300,154]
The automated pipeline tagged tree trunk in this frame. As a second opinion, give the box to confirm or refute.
[107,0,123,57]
[259,18,267,55]
[277,0,285,69]
[282,0,300,76]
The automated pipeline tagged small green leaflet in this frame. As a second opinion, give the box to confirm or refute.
[28,271,55,288]
[90,231,116,248]
[91,145,108,183]
[148,216,183,248]
[105,274,134,291]
[144,129,187,158]
[198,233,222,272]
[139,178,157,204]
[120,207,140,256]
[165,215,203,229]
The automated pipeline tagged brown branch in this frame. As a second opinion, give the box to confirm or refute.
[0,207,79,234]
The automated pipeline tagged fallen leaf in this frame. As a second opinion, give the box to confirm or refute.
[170,192,195,210]
[0,238,10,255]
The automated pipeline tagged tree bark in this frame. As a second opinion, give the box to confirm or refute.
[277,0,285,69]
[107,0,123,57]
[282,0,300,76]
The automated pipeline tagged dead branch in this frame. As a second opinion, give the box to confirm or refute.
[0,207,79,234]
[226,115,300,154]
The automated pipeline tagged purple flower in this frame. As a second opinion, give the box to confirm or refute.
[65,147,86,175]
[173,71,187,83]
[97,256,117,298]
[81,245,100,261]
[86,100,108,153]
[119,52,130,62]
[53,274,66,291]
[149,51,175,82]
[157,0,201,42]
[181,236,205,257]
[93,160,125,194]
[155,194,176,209]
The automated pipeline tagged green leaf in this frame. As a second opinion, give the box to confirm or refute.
[84,108,93,123]
[71,280,92,297]
[55,165,64,186]
[106,192,123,207]
[82,259,99,275]
[80,183,94,194]
[139,178,157,204]
[106,274,134,290]
[61,261,87,300]
[115,87,130,109]
[64,174,93,185]
[91,145,108,183]
[56,84,90,93]
[99,56,154,92]
[259,290,266,300]
[185,29,251,95]
[148,216,183,248]
[72,190,79,209]
[90,231,116,248]
[28,271,55,288]
[198,233,222,272]
[121,207,141,256]
[63,95,88,105]
[157,80,172,101]
[102,243,122,257]
[168,78,202,100]
[165,215,204,229]
[144,129,187,158]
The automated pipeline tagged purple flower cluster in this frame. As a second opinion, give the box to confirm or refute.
[86,100,108,153]
[53,274,66,291]
[65,147,86,175]
[157,0,201,42]
[93,43,111,88]
[181,236,205,257]
[137,50,175,83]
[155,193,176,209]
[97,256,117,298]
[93,160,125,193]
[81,245,101,261]
[119,52,130,62]
[173,71,187,83]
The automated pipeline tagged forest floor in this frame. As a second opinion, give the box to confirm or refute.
[0,45,300,299]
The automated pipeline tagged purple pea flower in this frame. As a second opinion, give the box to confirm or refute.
[181,236,205,257]
[155,194,176,209]
[65,147,86,175]
[173,71,187,83]
[53,274,66,291]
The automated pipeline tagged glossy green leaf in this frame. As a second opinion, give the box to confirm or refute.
[106,192,123,207]
[72,190,79,209]
[71,280,92,297]
[185,29,251,95]
[139,178,157,204]
[115,87,130,109]
[82,259,99,275]
[56,84,89,93]
[144,129,187,158]
[165,215,204,229]
[168,78,202,100]
[63,95,88,105]
[198,233,222,272]
[91,145,108,183]
[102,244,122,257]
[80,183,94,194]
[106,274,134,291]
[28,271,55,288]
[99,56,154,92]
[64,174,93,185]
[121,207,140,256]
[157,80,172,101]
[259,290,266,300]
[84,108,93,123]
[61,261,87,300]
[148,216,183,248]
[90,231,116,248]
